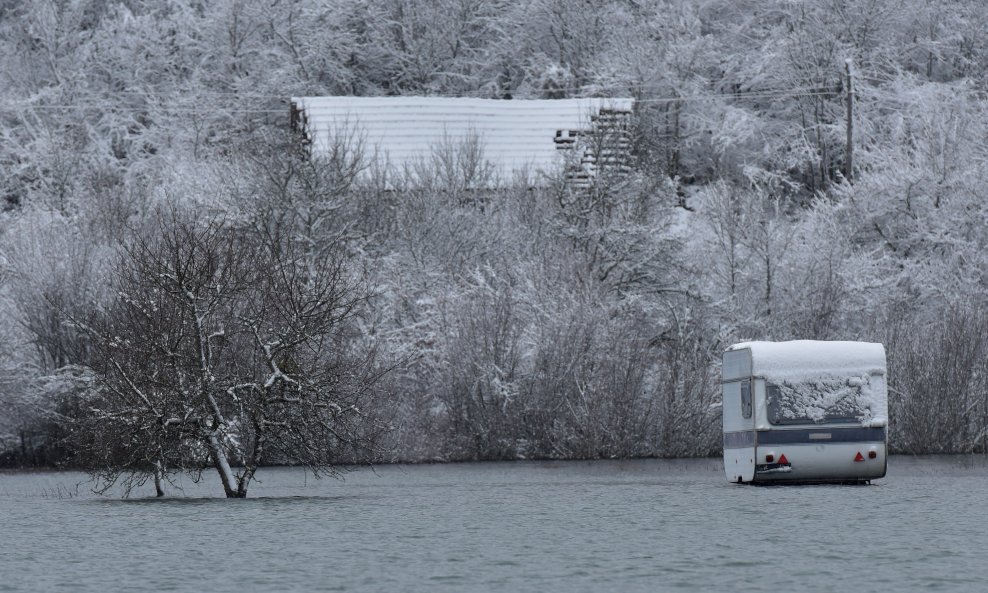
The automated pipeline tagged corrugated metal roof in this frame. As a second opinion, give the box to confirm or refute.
[290,96,634,184]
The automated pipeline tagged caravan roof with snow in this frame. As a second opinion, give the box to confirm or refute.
[724,340,887,383]
[289,96,634,187]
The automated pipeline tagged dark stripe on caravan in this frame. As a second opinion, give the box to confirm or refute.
[756,427,886,445]
[724,427,886,449]
[724,431,755,449]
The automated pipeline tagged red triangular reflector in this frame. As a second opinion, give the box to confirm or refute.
[778,454,789,465]
[854,452,865,462]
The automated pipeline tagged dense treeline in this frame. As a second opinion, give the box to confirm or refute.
[2,0,988,474]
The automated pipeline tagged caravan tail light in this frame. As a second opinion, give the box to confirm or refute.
[765,454,774,463]
[868,451,877,459]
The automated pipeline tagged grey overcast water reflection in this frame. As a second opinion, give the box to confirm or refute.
[0,457,984,592]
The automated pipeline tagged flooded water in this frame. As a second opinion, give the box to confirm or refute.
[1,456,985,592]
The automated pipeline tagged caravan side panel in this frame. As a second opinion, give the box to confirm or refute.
[722,355,755,483]
[722,349,752,381]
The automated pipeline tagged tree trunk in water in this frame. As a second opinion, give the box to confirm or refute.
[153,460,165,497]
[209,432,244,498]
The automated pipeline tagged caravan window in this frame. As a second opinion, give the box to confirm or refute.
[741,380,752,419]
[766,378,868,425]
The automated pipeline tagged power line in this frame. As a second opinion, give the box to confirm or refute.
[1,76,845,101]
[0,87,852,114]
[3,82,984,114]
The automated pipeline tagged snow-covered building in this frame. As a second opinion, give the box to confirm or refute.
[289,96,635,188]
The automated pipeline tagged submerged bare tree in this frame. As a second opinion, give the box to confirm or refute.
[76,209,389,497]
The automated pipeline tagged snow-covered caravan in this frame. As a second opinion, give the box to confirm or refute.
[722,341,888,484]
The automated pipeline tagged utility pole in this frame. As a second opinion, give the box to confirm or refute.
[845,59,854,183]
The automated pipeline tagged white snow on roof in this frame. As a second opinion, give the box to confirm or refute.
[729,340,887,379]
[291,96,634,182]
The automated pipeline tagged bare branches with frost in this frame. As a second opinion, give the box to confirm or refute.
[70,208,388,497]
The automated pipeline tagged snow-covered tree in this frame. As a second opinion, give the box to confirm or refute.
[76,209,389,497]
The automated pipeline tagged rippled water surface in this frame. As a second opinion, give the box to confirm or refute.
[1,456,986,592]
